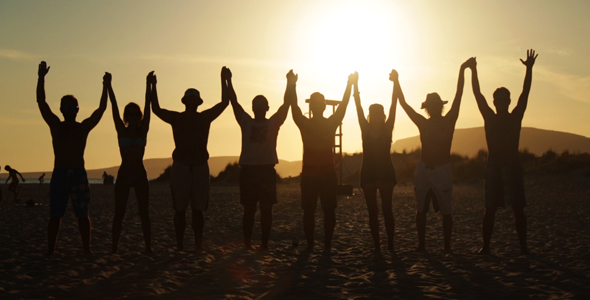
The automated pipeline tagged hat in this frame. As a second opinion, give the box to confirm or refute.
[182,88,203,106]
[421,93,448,109]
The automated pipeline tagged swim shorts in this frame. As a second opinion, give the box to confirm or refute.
[485,161,526,208]
[170,161,210,211]
[414,161,453,215]
[49,168,90,218]
[300,165,338,210]
[239,165,277,206]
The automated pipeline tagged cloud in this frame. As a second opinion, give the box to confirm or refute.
[0,49,37,60]
[535,66,590,104]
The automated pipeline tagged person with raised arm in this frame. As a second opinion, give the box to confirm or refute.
[4,165,25,202]
[227,68,290,250]
[353,71,398,251]
[470,50,538,256]
[151,67,229,251]
[396,58,471,253]
[37,61,108,255]
[109,71,155,254]
[290,70,355,251]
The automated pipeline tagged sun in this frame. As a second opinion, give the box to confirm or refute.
[298,1,418,78]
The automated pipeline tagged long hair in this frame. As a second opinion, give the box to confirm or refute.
[123,102,143,126]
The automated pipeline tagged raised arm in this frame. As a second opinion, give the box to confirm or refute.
[330,72,355,124]
[469,58,494,119]
[107,74,125,133]
[287,70,306,127]
[36,61,60,127]
[140,71,154,134]
[270,84,290,126]
[352,73,367,130]
[224,67,246,122]
[445,58,471,122]
[392,69,426,126]
[385,70,399,130]
[513,49,538,119]
[201,67,230,122]
[81,72,109,131]
[150,74,176,124]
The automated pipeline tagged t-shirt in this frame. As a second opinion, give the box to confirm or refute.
[238,113,283,165]
[295,117,341,166]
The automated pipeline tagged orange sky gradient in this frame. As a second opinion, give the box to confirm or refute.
[1,0,589,173]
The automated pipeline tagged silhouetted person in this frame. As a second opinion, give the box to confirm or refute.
[152,68,229,251]
[5,165,25,202]
[290,70,355,251]
[396,58,471,252]
[39,173,45,185]
[109,71,155,254]
[37,61,108,255]
[227,68,290,250]
[471,50,538,256]
[353,71,398,251]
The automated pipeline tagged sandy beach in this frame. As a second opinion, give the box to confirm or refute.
[1,175,589,299]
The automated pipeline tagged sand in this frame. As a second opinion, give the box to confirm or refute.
[1,175,589,299]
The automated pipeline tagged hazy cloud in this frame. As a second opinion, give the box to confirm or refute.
[0,49,37,60]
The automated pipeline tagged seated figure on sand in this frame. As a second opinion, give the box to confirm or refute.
[108,71,156,254]
[37,61,108,255]
[470,50,538,255]
[152,67,229,251]
[352,71,398,251]
[396,58,472,252]
[290,70,355,251]
[227,68,290,250]
[5,165,25,202]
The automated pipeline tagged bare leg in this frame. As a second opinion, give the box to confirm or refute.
[242,203,257,249]
[379,184,395,251]
[479,207,497,255]
[174,210,186,250]
[442,214,453,252]
[260,202,273,249]
[112,181,130,253]
[47,217,61,255]
[363,186,380,250]
[416,211,426,251]
[136,180,152,253]
[192,209,204,250]
[512,206,528,255]
[78,217,92,254]
[303,206,316,251]
[323,206,336,250]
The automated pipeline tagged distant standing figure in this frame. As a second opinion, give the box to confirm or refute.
[353,71,398,251]
[109,71,155,253]
[5,165,25,202]
[39,173,45,185]
[396,58,472,252]
[227,68,290,249]
[290,70,355,251]
[151,67,229,251]
[470,50,538,255]
[37,61,108,255]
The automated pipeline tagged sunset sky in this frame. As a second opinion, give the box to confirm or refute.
[1,0,589,173]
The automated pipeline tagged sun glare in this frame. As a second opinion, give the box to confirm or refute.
[299,2,417,78]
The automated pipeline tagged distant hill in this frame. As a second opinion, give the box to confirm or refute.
[16,156,303,180]
[392,127,590,157]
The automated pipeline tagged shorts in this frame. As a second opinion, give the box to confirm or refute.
[414,161,453,215]
[49,168,90,218]
[300,165,337,210]
[485,161,526,209]
[170,161,210,212]
[240,165,277,206]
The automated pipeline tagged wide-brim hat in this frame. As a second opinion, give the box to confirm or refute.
[421,93,448,109]
[182,88,203,106]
